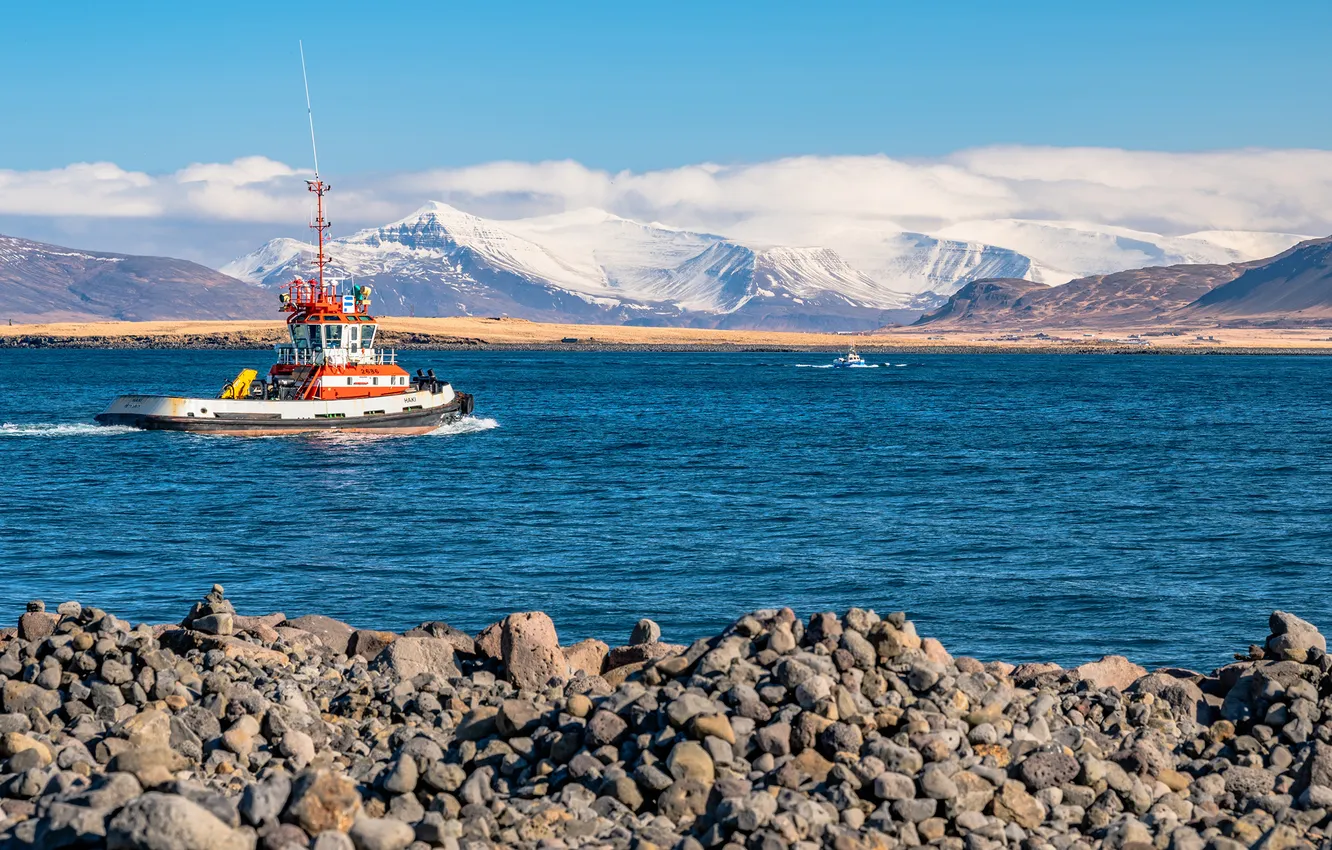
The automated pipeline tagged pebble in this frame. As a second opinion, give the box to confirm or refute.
[3,585,1332,850]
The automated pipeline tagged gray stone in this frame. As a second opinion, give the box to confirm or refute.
[106,791,251,850]
[348,815,415,850]
[1224,765,1276,798]
[631,619,662,645]
[586,709,629,747]
[875,771,916,801]
[193,613,234,636]
[1020,751,1080,791]
[382,756,418,794]
[920,765,959,800]
[240,771,292,827]
[280,729,315,769]
[313,832,356,850]
[1267,611,1326,662]
[369,637,458,681]
[496,699,542,737]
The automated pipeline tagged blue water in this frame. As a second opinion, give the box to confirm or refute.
[3,349,1332,672]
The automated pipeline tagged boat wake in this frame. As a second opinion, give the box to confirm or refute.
[428,416,500,437]
[0,422,136,437]
[794,364,880,369]
[259,416,501,443]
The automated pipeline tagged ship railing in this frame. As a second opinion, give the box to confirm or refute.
[274,346,396,366]
[274,346,318,365]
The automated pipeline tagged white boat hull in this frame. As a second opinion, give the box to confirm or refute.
[95,387,472,436]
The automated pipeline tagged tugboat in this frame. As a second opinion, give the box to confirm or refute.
[95,177,474,436]
[831,345,867,368]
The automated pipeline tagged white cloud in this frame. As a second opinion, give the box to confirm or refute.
[2,147,1331,264]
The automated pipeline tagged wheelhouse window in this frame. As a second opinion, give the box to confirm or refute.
[325,324,343,348]
[361,325,377,350]
[291,324,310,349]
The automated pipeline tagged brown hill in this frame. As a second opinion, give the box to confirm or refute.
[0,234,273,322]
[1183,237,1332,323]
[916,259,1260,329]
[911,278,1049,326]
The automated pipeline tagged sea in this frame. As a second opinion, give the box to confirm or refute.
[4,348,1332,672]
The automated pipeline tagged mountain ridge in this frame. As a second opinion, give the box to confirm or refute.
[223,203,1306,330]
[0,234,270,322]
[915,236,1332,329]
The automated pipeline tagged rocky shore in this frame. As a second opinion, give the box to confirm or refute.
[7,333,1329,356]
[1,588,1330,850]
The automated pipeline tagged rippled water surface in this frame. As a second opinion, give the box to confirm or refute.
[4,349,1332,671]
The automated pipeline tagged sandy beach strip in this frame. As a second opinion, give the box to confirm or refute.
[4,317,1332,352]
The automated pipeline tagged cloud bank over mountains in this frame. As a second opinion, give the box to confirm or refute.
[4,147,1332,266]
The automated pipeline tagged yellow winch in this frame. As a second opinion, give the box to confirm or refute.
[218,369,258,400]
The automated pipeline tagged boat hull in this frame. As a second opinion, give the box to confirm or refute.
[95,389,473,436]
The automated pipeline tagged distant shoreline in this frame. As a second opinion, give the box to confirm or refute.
[6,338,1332,356]
[5,316,1332,354]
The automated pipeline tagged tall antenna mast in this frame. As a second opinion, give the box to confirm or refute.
[298,40,329,289]
[299,40,320,177]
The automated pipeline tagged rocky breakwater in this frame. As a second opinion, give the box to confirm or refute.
[0,591,1331,850]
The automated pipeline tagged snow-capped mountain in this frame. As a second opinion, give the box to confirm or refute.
[848,231,1061,292]
[223,204,924,329]
[499,208,721,296]
[222,203,1310,330]
[933,220,1311,284]
[639,242,913,313]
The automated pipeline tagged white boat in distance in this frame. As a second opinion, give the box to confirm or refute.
[831,346,869,368]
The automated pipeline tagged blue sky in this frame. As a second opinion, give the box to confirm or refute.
[3,0,1332,174]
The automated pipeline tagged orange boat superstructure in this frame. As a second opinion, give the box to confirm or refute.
[266,178,417,402]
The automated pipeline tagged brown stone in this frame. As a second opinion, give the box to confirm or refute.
[1,680,61,716]
[1075,655,1147,691]
[213,636,289,667]
[1011,662,1063,684]
[403,621,477,655]
[274,627,322,651]
[455,706,500,741]
[233,612,286,630]
[790,749,834,784]
[117,708,171,750]
[992,780,1046,829]
[921,637,952,666]
[108,746,188,787]
[237,622,281,643]
[284,768,362,834]
[500,612,568,690]
[690,713,735,744]
[604,661,647,687]
[284,615,355,655]
[17,612,56,642]
[0,732,50,766]
[973,743,1011,767]
[347,629,398,659]
[666,741,715,784]
[606,641,687,670]
[475,622,503,660]
[562,638,609,677]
